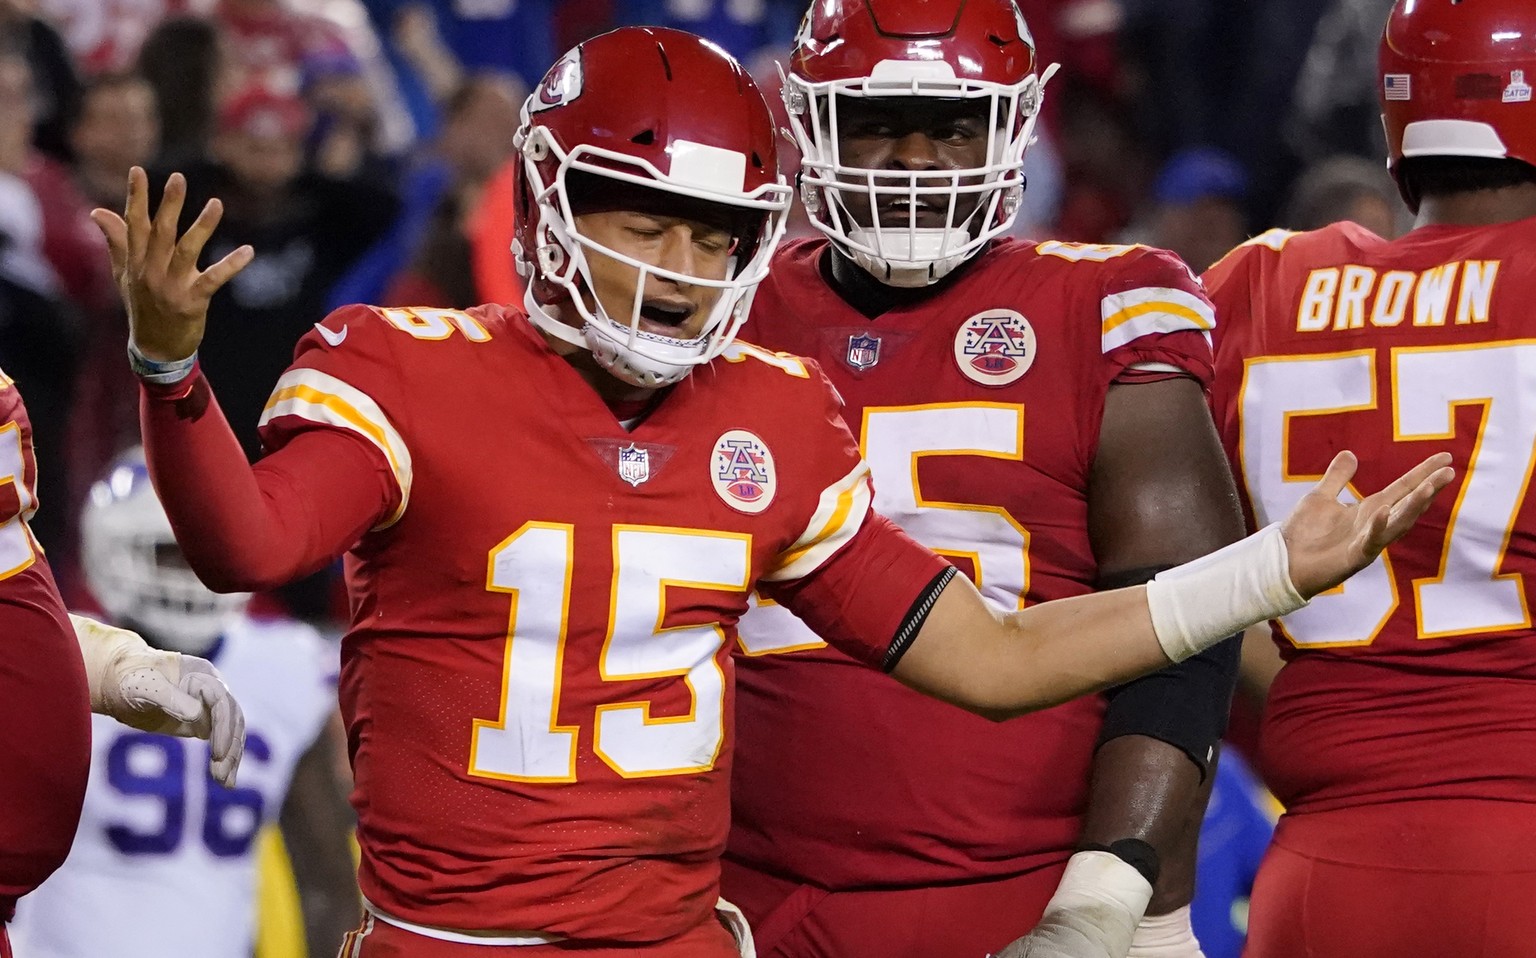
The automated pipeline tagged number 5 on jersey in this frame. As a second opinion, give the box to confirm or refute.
[740,402,1030,657]
[0,419,38,580]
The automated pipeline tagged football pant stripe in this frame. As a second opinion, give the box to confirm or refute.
[337,913,374,958]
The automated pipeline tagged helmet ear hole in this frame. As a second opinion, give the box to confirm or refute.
[538,243,566,273]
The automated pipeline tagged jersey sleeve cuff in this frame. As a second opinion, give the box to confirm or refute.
[882,565,958,673]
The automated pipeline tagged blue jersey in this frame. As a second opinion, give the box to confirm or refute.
[614,0,802,62]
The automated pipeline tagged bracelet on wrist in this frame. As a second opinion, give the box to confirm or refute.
[128,341,198,385]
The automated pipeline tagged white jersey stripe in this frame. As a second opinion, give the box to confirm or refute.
[761,461,873,583]
[1101,286,1217,353]
[259,368,413,528]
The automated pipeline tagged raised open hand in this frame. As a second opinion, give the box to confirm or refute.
[90,166,254,363]
[1283,450,1455,597]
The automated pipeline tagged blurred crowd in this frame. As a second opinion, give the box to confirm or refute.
[0,0,1407,611]
[0,1,1423,956]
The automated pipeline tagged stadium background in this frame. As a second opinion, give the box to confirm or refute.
[0,1,1403,956]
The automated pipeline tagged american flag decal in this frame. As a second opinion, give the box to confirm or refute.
[1384,74,1411,101]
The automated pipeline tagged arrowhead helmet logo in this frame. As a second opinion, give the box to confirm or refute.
[530,48,584,113]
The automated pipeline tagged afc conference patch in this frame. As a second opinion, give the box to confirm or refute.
[953,309,1037,386]
[711,429,776,514]
[846,333,881,370]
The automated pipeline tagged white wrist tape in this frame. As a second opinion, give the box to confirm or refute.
[1145,523,1305,663]
[1030,850,1154,956]
[1128,905,1204,957]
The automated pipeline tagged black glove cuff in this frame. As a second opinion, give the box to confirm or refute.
[1077,837,1161,887]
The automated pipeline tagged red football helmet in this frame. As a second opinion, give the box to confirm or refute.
[784,0,1053,286]
[513,27,792,387]
[1381,0,1536,206]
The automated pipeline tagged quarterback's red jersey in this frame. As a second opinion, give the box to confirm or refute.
[728,237,1217,888]
[0,372,91,919]
[252,304,947,941]
[1206,218,1536,813]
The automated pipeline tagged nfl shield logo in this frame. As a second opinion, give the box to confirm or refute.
[846,333,881,370]
[617,443,650,487]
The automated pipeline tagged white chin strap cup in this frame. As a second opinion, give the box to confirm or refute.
[523,292,705,389]
[847,225,974,287]
[586,325,702,388]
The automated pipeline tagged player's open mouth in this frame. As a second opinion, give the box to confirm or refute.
[638,299,697,333]
[877,198,950,228]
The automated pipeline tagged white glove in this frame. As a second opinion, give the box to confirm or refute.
[71,613,247,786]
[1128,906,1205,958]
[990,851,1153,958]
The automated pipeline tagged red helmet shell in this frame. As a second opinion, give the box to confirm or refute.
[783,0,1044,285]
[514,27,782,304]
[1381,0,1536,192]
[791,0,1036,88]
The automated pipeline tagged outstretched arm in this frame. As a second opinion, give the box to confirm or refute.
[904,447,1448,958]
[889,447,1452,715]
[93,168,393,592]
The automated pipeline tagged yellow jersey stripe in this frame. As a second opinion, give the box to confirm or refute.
[774,475,860,571]
[1101,286,1217,354]
[1102,300,1214,336]
[260,368,412,527]
[762,461,872,583]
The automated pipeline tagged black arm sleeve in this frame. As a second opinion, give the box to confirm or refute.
[1094,566,1242,777]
